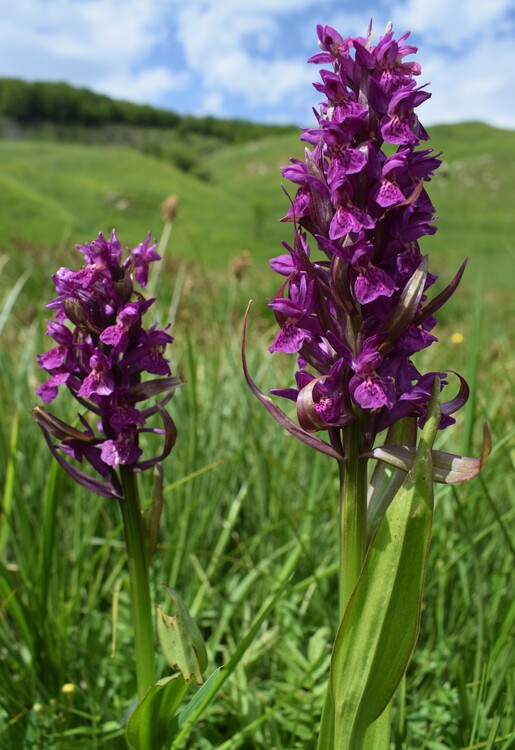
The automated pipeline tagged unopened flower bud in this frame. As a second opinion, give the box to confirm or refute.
[160,194,179,222]
[229,250,252,282]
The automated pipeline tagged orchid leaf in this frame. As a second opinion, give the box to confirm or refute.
[125,675,188,750]
[363,703,392,750]
[364,421,491,484]
[170,545,300,747]
[330,379,440,749]
[157,586,208,685]
[366,417,417,543]
[414,257,468,324]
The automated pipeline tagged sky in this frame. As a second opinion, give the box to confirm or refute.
[1,0,514,129]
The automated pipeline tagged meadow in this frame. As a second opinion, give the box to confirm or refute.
[0,120,514,749]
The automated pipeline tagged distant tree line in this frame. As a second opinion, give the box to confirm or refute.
[0,78,294,143]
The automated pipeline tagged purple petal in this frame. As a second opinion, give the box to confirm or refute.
[329,205,374,239]
[78,352,115,398]
[270,253,294,275]
[381,115,420,145]
[269,323,312,354]
[36,372,70,403]
[395,324,437,355]
[354,265,397,304]
[338,148,367,175]
[352,375,395,409]
[101,437,142,468]
[99,323,126,348]
[376,180,405,207]
[37,346,67,371]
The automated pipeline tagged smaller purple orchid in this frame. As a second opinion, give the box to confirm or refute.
[34,230,179,499]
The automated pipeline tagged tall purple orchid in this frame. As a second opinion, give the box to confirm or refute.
[243,20,491,478]
[34,230,179,500]
[254,22,469,455]
[243,21,490,749]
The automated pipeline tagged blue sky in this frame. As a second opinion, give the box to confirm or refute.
[1,0,514,129]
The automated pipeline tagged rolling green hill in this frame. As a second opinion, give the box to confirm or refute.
[0,122,513,299]
[202,122,515,290]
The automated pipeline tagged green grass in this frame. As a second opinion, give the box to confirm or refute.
[0,125,514,748]
[1,122,514,282]
[1,122,514,339]
[0,140,252,267]
[0,260,513,748]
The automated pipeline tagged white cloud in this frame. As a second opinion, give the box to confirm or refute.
[0,0,513,127]
[0,0,173,96]
[394,0,514,47]
[175,0,320,110]
[309,1,515,128]
[376,0,515,127]
[200,91,224,116]
[419,33,515,127]
[98,68,190,105]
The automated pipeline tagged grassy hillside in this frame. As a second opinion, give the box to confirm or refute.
[0,140,252,261]
[202,122,515,288]
[0,121,513,318]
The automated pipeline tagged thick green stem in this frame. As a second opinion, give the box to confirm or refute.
[339,417,368,616]
[119,467,156,700]
[318,419,369,750]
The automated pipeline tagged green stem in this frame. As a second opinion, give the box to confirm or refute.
[119,467,156,700]
[318,419,368,750]
[339,417,368,616]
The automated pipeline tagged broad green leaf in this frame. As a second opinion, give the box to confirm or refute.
[126,675,188,750]
[157,586,208,685]
[330,380,441,749]
[366,417,417,543]
[362,703,391,750]
[169,545,300,748]
[317,683,335,750]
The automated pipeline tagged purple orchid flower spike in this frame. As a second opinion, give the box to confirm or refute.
[34,230,180,498]
[243,22,490,487]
